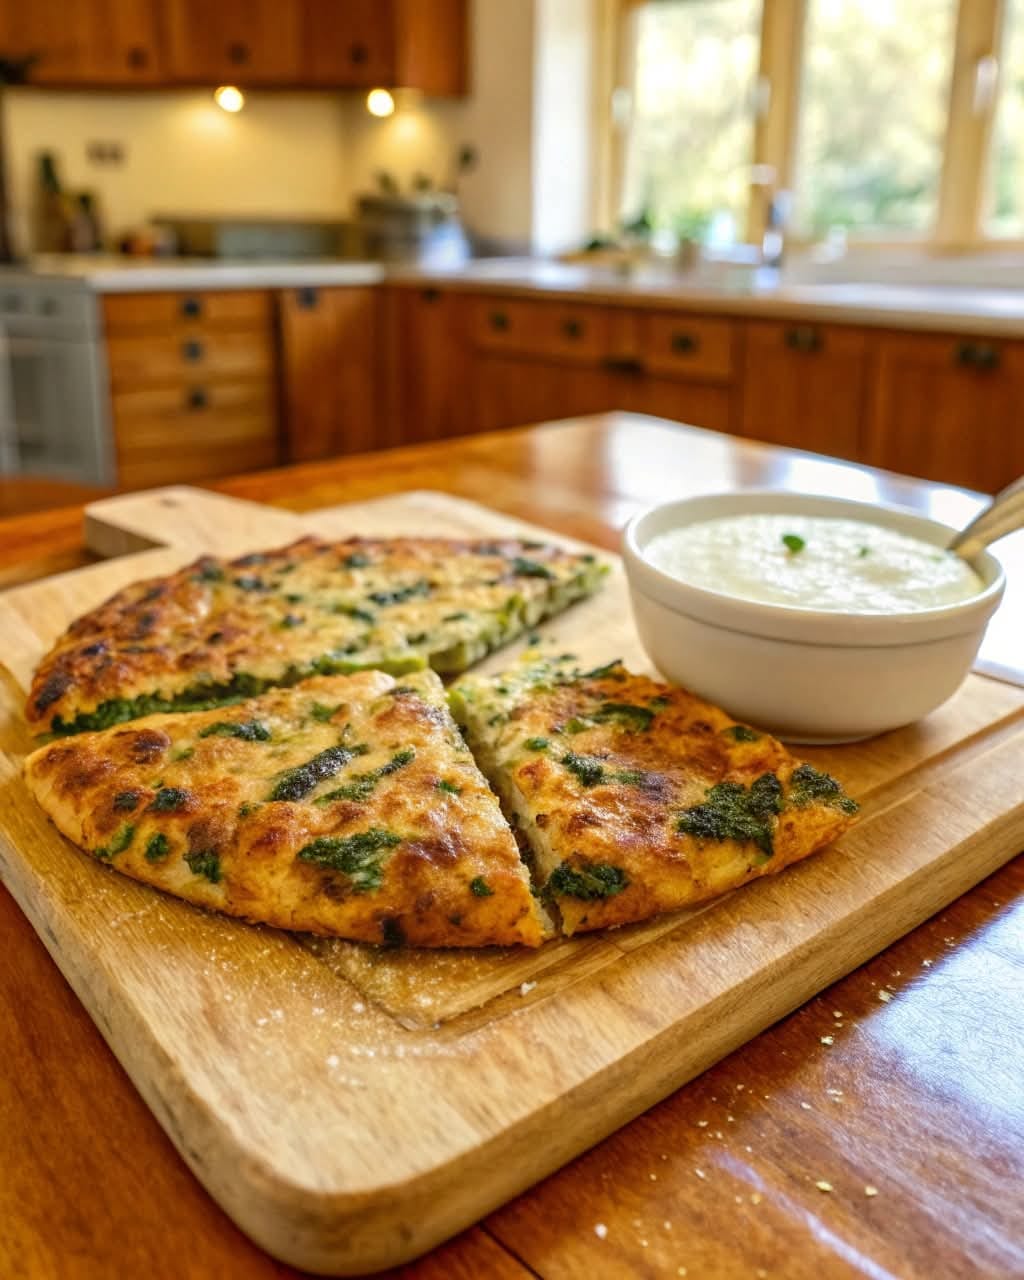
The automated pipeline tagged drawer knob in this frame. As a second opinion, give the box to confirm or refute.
[602,355,645,375]
[181,296,202,319]
[182,339,204,362]
[350,42,369,64]
[228,41,249,65]
[671,332,698,354]
[562,318,584,340]
[489,310,510,332]
[297,287,319,309]
[956,341,1000,371]
[422,287,441,303]
[187,387,208,410]
[126,45,148,69]
[784,326,822,353]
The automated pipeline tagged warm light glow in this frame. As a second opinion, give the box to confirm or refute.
[214,85,245,113]
[366,88,395,118]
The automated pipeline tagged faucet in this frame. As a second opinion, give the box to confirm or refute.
[761,189,791,270]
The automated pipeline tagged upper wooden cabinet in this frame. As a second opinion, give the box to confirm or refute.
[0,0,163,85]
[0,0,467,91]
[738,320,869,463]
[303,0,467,94]
[865,332,1024,494]
[164,0,303,84]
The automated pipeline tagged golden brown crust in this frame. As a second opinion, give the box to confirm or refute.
[452,658,858,934]
[27,535,606,736]
[24,670,550,948]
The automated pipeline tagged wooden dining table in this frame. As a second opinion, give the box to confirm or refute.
[1,413,1021,1280]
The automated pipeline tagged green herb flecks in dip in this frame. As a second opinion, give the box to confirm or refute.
[470,876,494,897]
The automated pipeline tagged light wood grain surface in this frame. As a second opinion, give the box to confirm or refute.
[1,415,1022,1280]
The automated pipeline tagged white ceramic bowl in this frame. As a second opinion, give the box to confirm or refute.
[622,490,1006,743]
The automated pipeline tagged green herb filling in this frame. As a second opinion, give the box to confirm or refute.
[297,828,402,892]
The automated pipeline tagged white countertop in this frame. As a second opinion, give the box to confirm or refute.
[5,254,1024,336]
[3,255,385,292]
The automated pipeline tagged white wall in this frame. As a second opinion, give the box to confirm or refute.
[339,0,537,248]
[532,0,596,254]
[2,0,599,255]
[4,88,350,248]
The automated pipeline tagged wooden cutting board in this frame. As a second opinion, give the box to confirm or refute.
[2,485,1023,1275]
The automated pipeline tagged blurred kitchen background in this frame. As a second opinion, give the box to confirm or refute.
[2,0,1023,514]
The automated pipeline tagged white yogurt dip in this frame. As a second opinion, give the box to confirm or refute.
[644,513,984,614]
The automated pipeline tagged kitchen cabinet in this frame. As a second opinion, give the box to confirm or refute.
[164,0,302,84]
[0,0,163,85]
[279,286,380,461]
[102,290,281,488]
[473,355,614,433]
[865,332,1024,494]
[384,286,474,442]
[738,320,869,462]
[303,0,467,94]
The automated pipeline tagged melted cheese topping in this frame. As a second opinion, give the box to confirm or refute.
[645,514,984,614]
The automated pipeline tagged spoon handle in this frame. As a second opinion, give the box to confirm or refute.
[948,474,1024,558]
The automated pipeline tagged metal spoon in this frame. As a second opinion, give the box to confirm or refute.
[947,474,1024,559]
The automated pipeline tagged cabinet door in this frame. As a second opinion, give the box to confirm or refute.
[303,0,395,87]
[279,287,381,462]
[738,321,868,462]
[865,333,1024,493]
[386,286,473,444]
[613,373,733,433]
[77,0,163,84]
[393,0,468,96]
[473,355,615,433]
[164,0,302,84]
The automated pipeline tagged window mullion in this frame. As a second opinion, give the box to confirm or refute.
[747,0,806,245]
[935,0,1004,248]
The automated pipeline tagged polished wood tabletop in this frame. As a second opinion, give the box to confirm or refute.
[1,414,1021,1280]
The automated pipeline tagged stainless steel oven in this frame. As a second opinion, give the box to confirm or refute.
[0,277,114,485]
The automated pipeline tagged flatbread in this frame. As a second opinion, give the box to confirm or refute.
[23,670,551,948]
[27,535,607,736]
[450,656,858,935]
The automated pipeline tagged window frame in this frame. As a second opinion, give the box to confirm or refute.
[605,0,1017,252]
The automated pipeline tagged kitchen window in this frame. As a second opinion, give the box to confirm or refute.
[792,0,957,238]
[620,0,762,244]
[608,0,1024,250]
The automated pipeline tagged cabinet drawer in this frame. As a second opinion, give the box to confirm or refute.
[107,329,273,388]
[472,297,613,364]
[112,380,276,430]
[103,290,272,333]
[639,312,735,382]
[114,381,279,488]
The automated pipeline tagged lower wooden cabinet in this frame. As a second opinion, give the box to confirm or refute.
[114,382,279,488]
[385,286,474,443]
[279,286,380,461]
[612,373,732,432]
[738,320,869,462]
[865,332,1024,494]
[473,355,615,432]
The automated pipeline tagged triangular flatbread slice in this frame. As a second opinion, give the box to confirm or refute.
[24,670,550,948]
[27,535,607,736]
[450,657,858,935]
